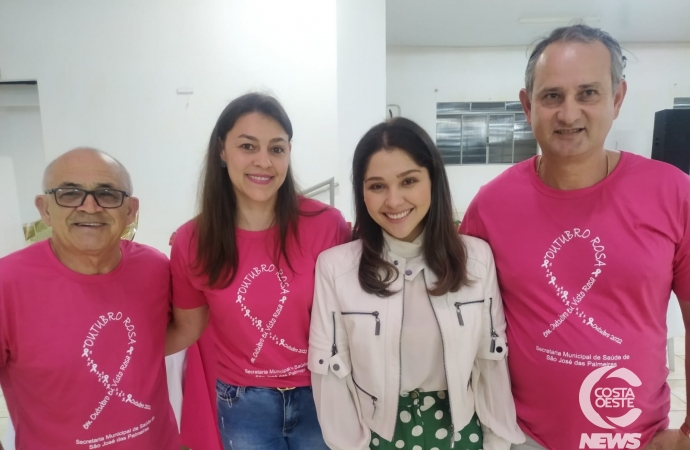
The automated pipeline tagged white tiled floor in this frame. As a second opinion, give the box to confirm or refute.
[0,338,686,441]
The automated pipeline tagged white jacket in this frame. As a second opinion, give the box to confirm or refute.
[308,236,525,450]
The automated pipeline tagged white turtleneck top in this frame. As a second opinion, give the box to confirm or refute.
[383,230,447,393]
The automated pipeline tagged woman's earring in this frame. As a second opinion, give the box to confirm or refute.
[220,159,227,168]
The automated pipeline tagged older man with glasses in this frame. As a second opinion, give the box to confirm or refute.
[0,148,180,449]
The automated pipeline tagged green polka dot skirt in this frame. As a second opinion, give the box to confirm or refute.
[369,390,483,450]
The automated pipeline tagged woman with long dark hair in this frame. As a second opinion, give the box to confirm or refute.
[166,93,350,450]
[308,118,524,450]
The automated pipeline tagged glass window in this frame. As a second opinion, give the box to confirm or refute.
[436,101,537,165]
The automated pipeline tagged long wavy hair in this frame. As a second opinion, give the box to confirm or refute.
[194,93,300,288]
[352,117,468,297]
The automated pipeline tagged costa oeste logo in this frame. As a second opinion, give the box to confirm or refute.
[578,366,643,449]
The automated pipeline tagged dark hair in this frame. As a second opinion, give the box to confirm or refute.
[195,93,300,288]
[525,24,625,95]
[352,117,468,297]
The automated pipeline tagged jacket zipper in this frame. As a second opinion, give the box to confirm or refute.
[422,270,455,448]
[341,311,380,336]
[352,376,378,418]
[489,297,499,352]
[331,312,338,356]
[395,275,406,434]
[453,300,484,326]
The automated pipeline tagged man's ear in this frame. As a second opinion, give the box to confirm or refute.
[612,79,628,120]
[519,88,533,126]
[125,197,140,226]
[35,195,52,226]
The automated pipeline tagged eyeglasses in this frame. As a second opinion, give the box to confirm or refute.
[45,188,130,209]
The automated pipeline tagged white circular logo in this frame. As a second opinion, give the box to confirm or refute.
[579,366,642,429]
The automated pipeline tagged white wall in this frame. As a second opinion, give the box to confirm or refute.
[0,0,340,252]
[612,44,690,153]
[336,0,387,222]
[0,157,26,257]
[0,85,47,224]
[387,43,690,214]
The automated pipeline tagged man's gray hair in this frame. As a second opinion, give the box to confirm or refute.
[525,24,625,95]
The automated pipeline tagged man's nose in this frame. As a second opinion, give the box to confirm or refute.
[77,193,105,213]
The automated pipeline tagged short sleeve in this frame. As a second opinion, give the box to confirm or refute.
[170,223,208,309]
[332,209,352,247]
[0,260,18,368]
[0,286,9,368]
[673,191,690,301]
[460,193,489,241]
[310,207,352,259]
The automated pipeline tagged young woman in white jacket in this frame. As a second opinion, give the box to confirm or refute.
[308,118,525,450]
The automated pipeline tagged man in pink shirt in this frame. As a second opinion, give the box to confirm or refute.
[0,148,180,449]
[461,25,690,450]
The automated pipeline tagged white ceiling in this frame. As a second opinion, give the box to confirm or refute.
[386,0,690,47]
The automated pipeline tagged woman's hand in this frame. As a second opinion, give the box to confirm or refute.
[165,305,209,355]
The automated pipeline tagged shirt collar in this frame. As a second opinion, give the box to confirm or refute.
[383,229,426,280]
[383,229,424,259]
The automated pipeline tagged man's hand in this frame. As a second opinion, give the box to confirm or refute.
[643,429,690,450]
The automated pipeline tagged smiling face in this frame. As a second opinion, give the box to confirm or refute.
[35,149,138,257]
[362,148,431,242]
[221,112,291,210]
[519,40,627,159]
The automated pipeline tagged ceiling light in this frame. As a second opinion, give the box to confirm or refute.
[518,16,601,25]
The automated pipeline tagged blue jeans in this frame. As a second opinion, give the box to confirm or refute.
[216,379,329,450]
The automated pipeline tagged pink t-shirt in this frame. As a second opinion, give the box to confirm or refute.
[0,240,180,450]
[461,152,690,450]
[172,198,350,387]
